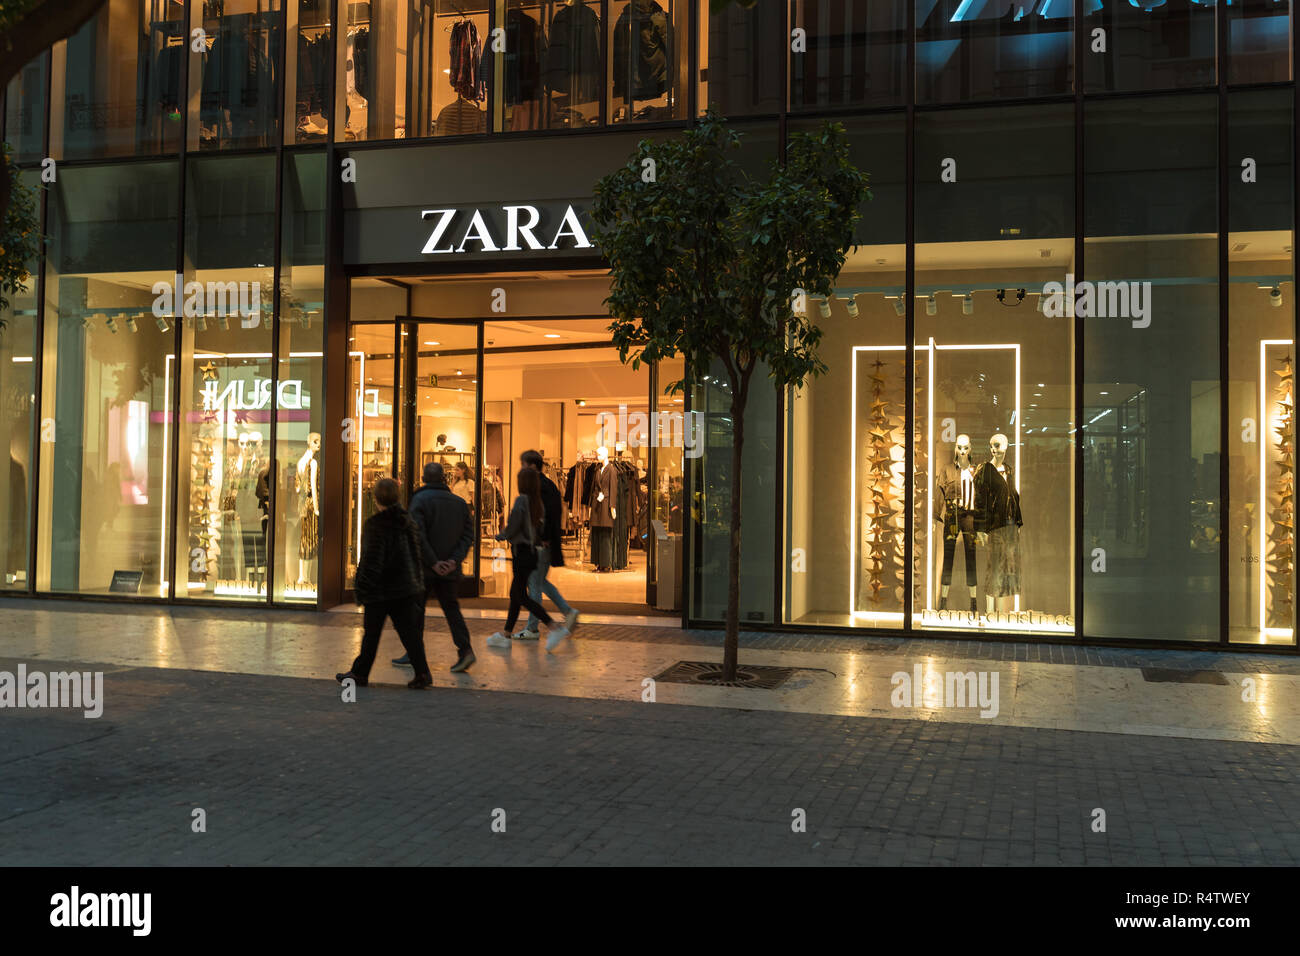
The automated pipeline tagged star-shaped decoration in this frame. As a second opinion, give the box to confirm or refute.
[200,361,218,381]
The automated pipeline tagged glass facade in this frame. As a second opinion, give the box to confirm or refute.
[0,4,1295,649]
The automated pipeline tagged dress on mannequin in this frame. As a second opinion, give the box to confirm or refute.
[296,437,320,583]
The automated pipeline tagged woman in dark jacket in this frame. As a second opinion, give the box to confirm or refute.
[485,468,569,651]
[337,477,433,689]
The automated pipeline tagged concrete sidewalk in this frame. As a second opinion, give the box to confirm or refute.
[0,599,1296,745]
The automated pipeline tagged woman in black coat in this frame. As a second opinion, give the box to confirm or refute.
[337,478,433,689]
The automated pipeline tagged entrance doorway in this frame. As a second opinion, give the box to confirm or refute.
[344,314,685,612]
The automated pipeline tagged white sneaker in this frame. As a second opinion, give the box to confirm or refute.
[546,626,571,652]
[486,631,513,648]
[515,628,540,641]
[564,609,579,631]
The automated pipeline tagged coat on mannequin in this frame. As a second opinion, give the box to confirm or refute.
[975,433,1023,614]
[589,445,617,570]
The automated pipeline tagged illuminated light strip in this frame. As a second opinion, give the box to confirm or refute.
[161,354,172,593]
[851,342,1022,624]
[352,350,365,566]
[1260,339,1294,644]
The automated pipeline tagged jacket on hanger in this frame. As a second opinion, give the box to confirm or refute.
[545,1,601,100]
[612,0,670,100]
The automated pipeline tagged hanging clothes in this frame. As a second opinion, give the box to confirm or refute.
[481,8,546,107]
[545,0,601,101]
[612,0,670,101]
[449,19,485,102]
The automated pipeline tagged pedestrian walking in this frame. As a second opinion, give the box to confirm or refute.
[336,477,433,690]
[486,468,571,651]
[402,462,477,673]
[517,450,579,640]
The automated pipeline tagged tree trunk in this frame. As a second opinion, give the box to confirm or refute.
[723,380,746,681]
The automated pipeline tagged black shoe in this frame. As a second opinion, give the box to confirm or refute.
[336,671,368,687]
[407,673,433,689]
[392,653,411,665]
[450,651,476,673]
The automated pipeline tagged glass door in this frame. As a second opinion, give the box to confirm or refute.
[647,358,686,609]
[404,320,483,595]
[345,324,402,589]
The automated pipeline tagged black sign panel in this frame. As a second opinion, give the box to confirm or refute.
[109,570,144,594]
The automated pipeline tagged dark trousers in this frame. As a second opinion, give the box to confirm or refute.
[941,531,977,589]
[504,558,552,632]
[352,596,429,680]
[423,574,473,656]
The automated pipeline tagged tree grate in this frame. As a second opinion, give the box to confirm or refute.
[652,660,797,690]
[1140,667,1230,685]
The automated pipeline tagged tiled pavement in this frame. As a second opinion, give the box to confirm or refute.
[0,660,1297,866]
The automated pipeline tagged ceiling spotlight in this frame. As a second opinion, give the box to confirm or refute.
[892,297,905,317]
[106,316,119,334]
[195,314,207,331]
[1270,286,1283,308]
[926,295,937,316]
[817,298,832,319]
[544,333,562,339]
[1016,288,1026,303]
[155,314,171,332]
[215,312,229,330]
[845,296,859,317]
[126,316,139,333]
[996,288,1006,303]
[300,309,312,329]
[961,294,974,316]
[576,399,587,407]
[1035,294,1044,313]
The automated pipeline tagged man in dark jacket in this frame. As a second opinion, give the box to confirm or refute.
[336,477,433,689]
[519,450,579,639]
[406,462,477,672]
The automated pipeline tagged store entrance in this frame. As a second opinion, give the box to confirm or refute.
[345,313,684,612]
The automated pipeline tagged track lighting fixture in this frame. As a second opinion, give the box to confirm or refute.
[926,295,937,316]
[156,314,171,332]
[845,296,859,317]
[961,294,974,316]
[892,297,905,317]
[1270,286,1283,308]
[817,298,832,319]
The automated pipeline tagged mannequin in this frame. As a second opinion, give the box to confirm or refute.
[296,432,320,587]
[236,431,267,592]
[590,445,617,571]
[934,434,979,612]
[975,433,1023,616]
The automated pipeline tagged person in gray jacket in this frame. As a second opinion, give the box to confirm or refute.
[403,462,477,673]
[486,468,570,652]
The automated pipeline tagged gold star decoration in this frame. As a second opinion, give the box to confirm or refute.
[200,362,218,381]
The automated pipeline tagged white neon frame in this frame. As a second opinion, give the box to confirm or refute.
[1259,338,1296,642]
[849,342,1021,624]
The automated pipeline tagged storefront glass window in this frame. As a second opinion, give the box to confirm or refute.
[1082,0,1216,93]
[1227,88,1295,646]
[0,170,39,591]
[914,104,1076,635]
[1083,94,1220,641]
[287,0,333,144]
[915,0,1072,103]
[189,0,284,151]
[789,0,906,111]
[691,359,778,623]
[274,151,327,603]
[345,283,406,588]
[1227,0,1292,85]
[175,155,276,601]
[784,115,905,628]
[4,54,48,165]
[607,0,686,124]
[52,0,184,160]
[37,161,179,597]
[698,0,782,117]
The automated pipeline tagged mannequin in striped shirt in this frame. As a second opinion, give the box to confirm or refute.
[934,434,980,613]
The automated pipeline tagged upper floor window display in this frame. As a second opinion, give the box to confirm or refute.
[190,0,285,151]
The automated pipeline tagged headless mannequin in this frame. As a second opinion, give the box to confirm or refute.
[591,445,617,571]
[296,432,320,586]
[595,445,617,521]
[937,434,979,612]
[977,432,1022,616]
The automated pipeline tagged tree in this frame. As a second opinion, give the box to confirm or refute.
[0,0,108,221]
[0,143,40,329]
[591,109,870,681]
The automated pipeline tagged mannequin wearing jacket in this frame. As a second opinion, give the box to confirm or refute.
[933,434,979,612]
[589,445,617,571]
[975,433,1023,615]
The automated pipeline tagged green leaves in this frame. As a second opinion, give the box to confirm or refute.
[0,144,41,319]
[590,109,870,397]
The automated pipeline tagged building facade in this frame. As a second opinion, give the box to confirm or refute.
[0,0,1295,652]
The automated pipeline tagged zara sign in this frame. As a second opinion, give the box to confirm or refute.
[419,203,594,256]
